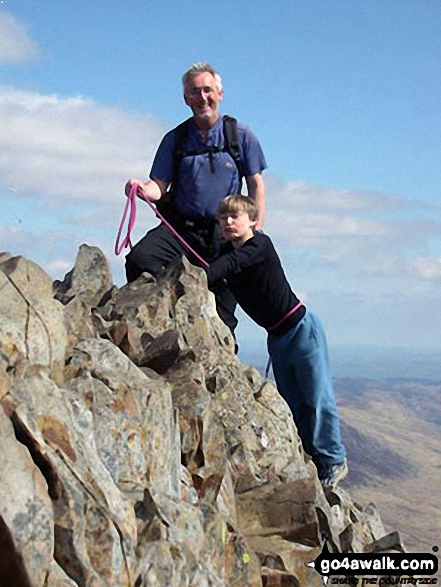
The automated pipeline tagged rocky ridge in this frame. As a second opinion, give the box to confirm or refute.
[0,244,405,586]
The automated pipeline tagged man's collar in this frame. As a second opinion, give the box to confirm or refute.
[192,114,223,134]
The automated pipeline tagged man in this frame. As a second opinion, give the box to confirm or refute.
[207,195,348,488]
[125,62,267,334]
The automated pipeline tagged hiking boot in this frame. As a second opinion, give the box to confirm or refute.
[319,459,348,489]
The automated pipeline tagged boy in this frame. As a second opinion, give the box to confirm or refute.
[207,195,347,488]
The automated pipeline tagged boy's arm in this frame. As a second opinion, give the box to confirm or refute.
[206,238,265,287]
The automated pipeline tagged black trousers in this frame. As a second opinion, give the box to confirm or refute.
[125,222,238,335]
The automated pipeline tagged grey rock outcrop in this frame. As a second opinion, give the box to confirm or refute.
[0,246,404,586]
[0,255,67,383]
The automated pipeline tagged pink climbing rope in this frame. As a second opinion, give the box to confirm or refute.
[114,185,137,254]
[115,183,210,268]
[267,301,304,332]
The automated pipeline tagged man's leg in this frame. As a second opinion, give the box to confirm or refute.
[126,221,238,341]
[208,224,238,339]
[125,223,186,282]
[268,309,346,469]
[214,286,238,336]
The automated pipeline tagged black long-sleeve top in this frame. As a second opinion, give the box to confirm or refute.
[207,233,302,330]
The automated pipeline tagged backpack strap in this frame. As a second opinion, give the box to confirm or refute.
[173,115,244,174]
[171,115,244,190]
[222,115,244,189]
[153,118,192,221]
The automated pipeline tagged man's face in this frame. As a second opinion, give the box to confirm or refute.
[184,72,223,125]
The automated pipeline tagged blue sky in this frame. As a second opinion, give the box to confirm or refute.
[1,1,441,355]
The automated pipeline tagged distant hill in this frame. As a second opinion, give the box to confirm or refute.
[339,419,416,485]
[240,344,441,382]
[336,376,441,427]
[330,345,441,381]
[336,378,441,555]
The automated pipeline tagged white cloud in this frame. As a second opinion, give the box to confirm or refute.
[0,85,166,203]
[0,12,41,63]
[265,175,441,283]
[410,257,441,280]
[0,217,137,286]
[263,175,427,214]
[0,85,171,285]
[0,223,79,272]
[267,208,395,243]
[45,259,72,276]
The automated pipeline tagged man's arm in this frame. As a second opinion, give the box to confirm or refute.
[246,172,265,230]
[125,128,177,202]
[125,178,169,202]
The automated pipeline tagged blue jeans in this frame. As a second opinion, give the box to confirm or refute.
[267,309,346,470]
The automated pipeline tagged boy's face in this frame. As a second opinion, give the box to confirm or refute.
[218,209,257,246]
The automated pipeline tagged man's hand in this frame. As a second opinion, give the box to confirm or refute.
[124,178,167,202]
[125,179,142,197]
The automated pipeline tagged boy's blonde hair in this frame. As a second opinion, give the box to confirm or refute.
[216,195,259,221]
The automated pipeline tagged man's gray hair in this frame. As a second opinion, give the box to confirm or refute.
[182,62,223,93]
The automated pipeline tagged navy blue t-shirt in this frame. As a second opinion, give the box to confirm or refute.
[150,117,267,219]
[207,233,301,330]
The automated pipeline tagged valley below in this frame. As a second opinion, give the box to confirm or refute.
[335,377,441,556]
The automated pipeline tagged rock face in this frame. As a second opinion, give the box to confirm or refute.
[0,244,404,586]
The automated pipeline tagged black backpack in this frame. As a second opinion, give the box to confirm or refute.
[156,115,244,221]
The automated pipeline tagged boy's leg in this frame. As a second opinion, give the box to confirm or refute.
[268,309,346,470]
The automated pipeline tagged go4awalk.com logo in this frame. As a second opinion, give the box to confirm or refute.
[306,544,439,585]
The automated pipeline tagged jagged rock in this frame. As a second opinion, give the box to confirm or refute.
[7,365,138,585]
[368,530,406,553]
[46,560,79,586]
[237,477,321,542]
[360,503,386,542]
[0,351,13,400]
[0,405,54,587]
[0,255,67,383]
[255,537,324,586]
[0,245,406,586]
[63,296,97,348]
[65,337,182,501]
[94,257,236,369]
[53,243,113,307]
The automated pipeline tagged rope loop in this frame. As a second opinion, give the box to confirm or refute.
[115,183,210,268]
[114,184,138,255]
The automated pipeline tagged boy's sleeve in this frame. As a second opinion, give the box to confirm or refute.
[206,238,265,287]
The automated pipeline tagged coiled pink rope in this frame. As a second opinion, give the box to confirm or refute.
[115,183,209,268]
